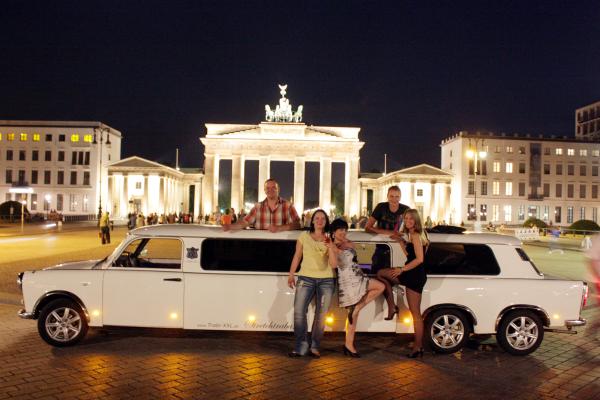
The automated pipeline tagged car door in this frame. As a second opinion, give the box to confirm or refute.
[102,237,184,328]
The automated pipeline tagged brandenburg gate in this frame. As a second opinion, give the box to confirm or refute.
[200,85,364,216]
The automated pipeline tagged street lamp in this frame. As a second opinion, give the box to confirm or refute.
[93,125,111,219]
[9,186,33,233]
[465,138,487,231]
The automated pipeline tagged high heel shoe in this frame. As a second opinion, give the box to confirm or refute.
[406,348,424,358]
[347,305,356,325]
[384,306,399,321]
[343,345,361,358]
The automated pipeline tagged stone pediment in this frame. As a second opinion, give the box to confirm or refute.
[109,156,168,169]
[393,164,452,177]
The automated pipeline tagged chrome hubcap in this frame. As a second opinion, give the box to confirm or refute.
[45,307,82,342]
[506,316,538,350]
[431,314,465,349]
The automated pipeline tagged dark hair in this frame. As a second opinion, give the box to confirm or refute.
[309,209,330,233]
[387,185,401,194]
[329,218,349,236]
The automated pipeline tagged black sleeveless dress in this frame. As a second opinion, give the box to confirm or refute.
[399,243,427,293]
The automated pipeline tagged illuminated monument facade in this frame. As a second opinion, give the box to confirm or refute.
[201,85,364,216]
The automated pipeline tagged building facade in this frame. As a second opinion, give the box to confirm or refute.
[576,100,600,140]
[441,131,600,226]
[107,156,202,219]
[358,164,453,223]
[0,120,121,218]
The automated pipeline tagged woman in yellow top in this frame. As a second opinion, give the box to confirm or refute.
[287,209,334,358]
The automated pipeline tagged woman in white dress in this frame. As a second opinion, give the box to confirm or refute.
[327,219,385,357]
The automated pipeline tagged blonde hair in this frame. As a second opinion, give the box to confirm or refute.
[401,209,429,246]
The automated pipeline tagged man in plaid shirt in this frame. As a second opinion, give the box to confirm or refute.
[224,178,301,232]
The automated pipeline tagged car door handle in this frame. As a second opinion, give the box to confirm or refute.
[163,278,182,282]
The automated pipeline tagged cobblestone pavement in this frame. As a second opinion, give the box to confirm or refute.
[1,227,599,399]
[0,303,598,400]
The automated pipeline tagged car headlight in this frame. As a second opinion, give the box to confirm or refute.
[17,272,24,288]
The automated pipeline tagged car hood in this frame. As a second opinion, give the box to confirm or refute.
[44,260,101,270]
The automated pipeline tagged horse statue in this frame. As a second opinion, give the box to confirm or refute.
[265,105,275,122]
[293,105,303,123]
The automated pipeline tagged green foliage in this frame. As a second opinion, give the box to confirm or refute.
[569,219,600,232]
[522,217,547,229]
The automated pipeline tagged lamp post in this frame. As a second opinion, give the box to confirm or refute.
[9,186,33,233]
[93,126,111,219]
[466,139,487,232]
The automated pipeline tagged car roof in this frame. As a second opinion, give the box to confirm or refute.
[129,224,522,246]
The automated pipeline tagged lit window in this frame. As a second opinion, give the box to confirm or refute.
[504,205,512,222]
[492,181,500,195]
[556,148,563,155]
[506,146,513,153]
[593,149,600,157]
[0,133,2,141]
[505,182,513,196]
[83,134,93,143]
[567,148,574,156]
[505,162,513,173]
[416,189,423,197]
[580,149,587,157]
[71,134,80,142]
[493,161,500,172]
[7,133,15,141]
[20,133,27,141]
[33,133,40,142]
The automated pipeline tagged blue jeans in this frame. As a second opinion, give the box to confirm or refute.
[293,276,335,354]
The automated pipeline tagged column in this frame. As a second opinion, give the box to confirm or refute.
[159,175,165,213]
[202,154,214,215]
[123,174,129,214]
[344,156,360,217]
[143,174,149,215]
[107,174,114,216]
[360,187,368,216]
[194,182,201,221]
[407,182,415,208]
[231,155,243,212]
[293,157,305,214]
[212,156,220,213]
[319,157,332,211]
[258,156,270,194]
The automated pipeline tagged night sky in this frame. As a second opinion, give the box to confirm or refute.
[1,0,599,176]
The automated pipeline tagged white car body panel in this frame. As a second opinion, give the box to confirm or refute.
[19,226,586,336]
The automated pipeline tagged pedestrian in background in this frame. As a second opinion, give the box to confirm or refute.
[99,212,111,245]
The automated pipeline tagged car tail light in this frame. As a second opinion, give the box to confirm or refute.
[582,283,589,308]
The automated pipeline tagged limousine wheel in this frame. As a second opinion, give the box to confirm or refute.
[497,310,544,356]
[37,299,88,347]
[425,309,471,354]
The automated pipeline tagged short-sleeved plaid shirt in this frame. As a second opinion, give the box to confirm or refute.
[244,197,300,230]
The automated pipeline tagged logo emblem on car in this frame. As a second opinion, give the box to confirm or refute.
[186,247,199,259]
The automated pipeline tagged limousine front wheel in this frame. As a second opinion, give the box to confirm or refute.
[425,309,471,354]
[37,299,88,347]
[497,310,544,356]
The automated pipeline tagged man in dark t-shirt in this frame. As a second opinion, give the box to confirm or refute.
[365,185,410,273]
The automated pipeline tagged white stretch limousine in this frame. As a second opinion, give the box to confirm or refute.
[18,225,588,355]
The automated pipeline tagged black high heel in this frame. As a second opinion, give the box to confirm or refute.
[347,305,356,325]
[343,345,361,358]
[406,348,424,358]
[384,306,399,321]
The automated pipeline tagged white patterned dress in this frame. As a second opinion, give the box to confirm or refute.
[336,248,369,307]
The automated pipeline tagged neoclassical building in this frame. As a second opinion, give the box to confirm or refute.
[107,156,202,218]
[200,85,363,216]
[359,164,453,223]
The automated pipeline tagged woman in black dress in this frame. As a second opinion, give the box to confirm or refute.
[376,209,429,358]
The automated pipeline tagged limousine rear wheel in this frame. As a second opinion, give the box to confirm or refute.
[497,310,544,356]
[425,308,471,354]
[37,299,88,347]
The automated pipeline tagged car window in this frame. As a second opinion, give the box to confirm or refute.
[115,238,182,269]
[423,243,500,275]
[201,238,296,272]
